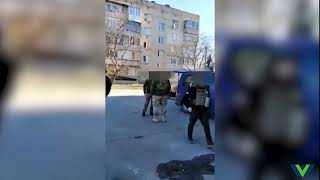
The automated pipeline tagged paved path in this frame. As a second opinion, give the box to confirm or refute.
[0,109,105,180]
[106,91,215,180]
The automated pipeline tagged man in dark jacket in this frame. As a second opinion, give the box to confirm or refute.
[151,79,171,122]
[181,76,213,146]
[142,79,153,116]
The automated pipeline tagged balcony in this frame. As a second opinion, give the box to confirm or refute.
[184,27,199,34]
[106,58,141,67]
[184,20,199,34]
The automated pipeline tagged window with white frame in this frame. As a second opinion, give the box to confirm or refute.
[129,7,140,16]
[143,55,149,63]
[184,20,199,30]
[144,27,151,36]
[158,36,166,44]
[159,23,166,32]
[158,50,165,57]
[172,33,177,42]
[172,20,178,29]
[128,6,141,22]
[105,3,119,12]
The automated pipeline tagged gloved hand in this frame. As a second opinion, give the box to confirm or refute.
[187,107,192,112]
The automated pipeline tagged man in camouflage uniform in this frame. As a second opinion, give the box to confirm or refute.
[151,79,171,122]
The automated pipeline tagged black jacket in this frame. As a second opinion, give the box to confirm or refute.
[181,85,210,111]
[143,79,152,94]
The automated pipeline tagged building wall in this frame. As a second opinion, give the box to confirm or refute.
[105,0,199,78]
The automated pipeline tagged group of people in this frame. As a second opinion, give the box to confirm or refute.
[142,75,213,147]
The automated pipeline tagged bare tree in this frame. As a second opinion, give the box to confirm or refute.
[105,6,137,83]
[182,34,214,71]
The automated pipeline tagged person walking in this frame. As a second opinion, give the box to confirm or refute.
[151,79,171,122]
[182,81,213,146]
[142,79,153,116]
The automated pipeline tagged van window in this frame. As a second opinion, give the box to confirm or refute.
[183,75,192,86]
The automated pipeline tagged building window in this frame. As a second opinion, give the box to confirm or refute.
[117,36,124,45]
[184,20,199,30]
[158,50,164,57]
[123,36,131,46]
[172,33,177,42]
[128,6,141,22]
[130,37,140,46]
[159,23,166,32]
[106,3,119,12]
[132,51,141,60]
[158,36,166,44]
[144,27,151,36]
[144,42,147,48]
[144,13,152,22]
[143,55,149,63]
[129,7,140,16]
[118,50,132,59]
[172,20,178,29]
[170,58,177,66]
[183,58,189,65]
[105,17,117,28]
[127,21,141,32]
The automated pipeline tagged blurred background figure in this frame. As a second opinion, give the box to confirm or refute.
[106,70,111,97]
[0,29,15,131]
[0,1,106,180]
[215,0,319,179]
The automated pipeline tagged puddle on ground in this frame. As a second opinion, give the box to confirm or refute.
[156,154,215,180]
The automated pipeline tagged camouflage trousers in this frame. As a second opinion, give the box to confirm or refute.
[152,95,168,122]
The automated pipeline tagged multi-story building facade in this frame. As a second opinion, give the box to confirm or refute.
[105,0,200,79]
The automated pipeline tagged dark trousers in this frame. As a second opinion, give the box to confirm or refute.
[143,93,153,114]
[188,109,213,143]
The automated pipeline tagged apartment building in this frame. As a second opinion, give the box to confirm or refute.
[105,0,200,79]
